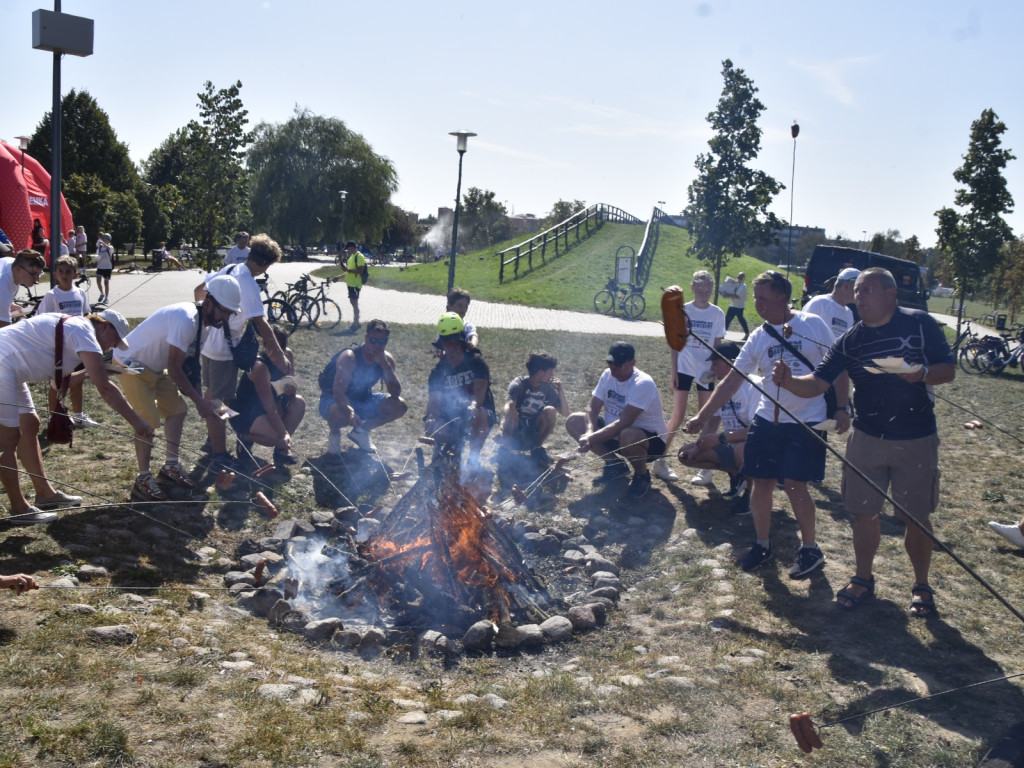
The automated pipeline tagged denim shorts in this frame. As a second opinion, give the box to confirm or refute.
[318,391,387,421]
[740,416,825,482]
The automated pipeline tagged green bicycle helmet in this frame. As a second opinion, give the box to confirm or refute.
[437,311,465,339]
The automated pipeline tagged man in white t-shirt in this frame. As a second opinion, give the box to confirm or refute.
[566,341,668,501]
[74,226,88,276]
[115,276,240,501]
[223,231,250,266]
[0,250,47,327]
[804,266,858,434]
[686,271,843,579]
[195,234,291,472]
[676,342,759,513]
[723,272,750,338]
[659,270,725,485]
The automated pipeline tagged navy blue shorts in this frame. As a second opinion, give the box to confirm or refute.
[674,372,714,392]
[740,416,825,482]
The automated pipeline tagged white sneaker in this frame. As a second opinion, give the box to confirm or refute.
[652,457,678,481]
[72,412,101,428]
[989,521,1024,549]
[348,427,377,453]
[327,433,342,456]
[690,468,714,486]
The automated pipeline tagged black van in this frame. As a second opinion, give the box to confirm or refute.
[801,245,929,311]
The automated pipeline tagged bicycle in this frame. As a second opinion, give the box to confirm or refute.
[255,276,299,334]
[959,324,1024,376]
[594,277,646,319]
[11,285,43,321]
[277,274,343,330]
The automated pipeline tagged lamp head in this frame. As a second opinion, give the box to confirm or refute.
[449,130,477,154]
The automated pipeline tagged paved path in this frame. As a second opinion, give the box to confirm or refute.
[94,260,971,343]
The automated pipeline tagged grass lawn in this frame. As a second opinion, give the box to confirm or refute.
[1,320,1024,767]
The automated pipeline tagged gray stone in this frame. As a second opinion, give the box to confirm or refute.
[210,557,235,572]
[76,564,108,581]
[481,693,510,710]
[494,624,525,649]
[591,572,622,590]
[396,711,428,725]
[462,620,498,651]
[51,576,78,588]
[589,587,620,603]
[562,549,587,563]
[358,627,386,650]
[250,588,285,617]
[256,537,285,553]
[220,660,255,671]
[618,674,645,687]
[539,615,574,642]
[273,519,299,540]
[543,526,570,541]
[517,624,545,646]
[304,617,344,641]
[354,518,380,542]
[257,683,296,701]
[584,555,619,576]
[59,603,96,615]
[284,675,317,687]
[453,693,480,705]
[87,625,137,645]
[522,532,561,555]
[392,698,427,709]
[223,571,256,588]
[279,610,312,634]
[240,552,284,569]
[585,601,608,624]
[333,630,361,649]
[434,709,463,721]
[567,605,597,631]
[334,506,360,523]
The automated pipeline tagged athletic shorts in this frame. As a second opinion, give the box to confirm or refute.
[318,391,388,422]
[740,416,825,482]
[96,268,113,280]
[596,417,666,462]
[347,286,361,301]
[0,370,35,427]
[675,372,714,392]
[120,366,187,428]
[202,357,240,403]
[712,442,740,471]
[842,429,940,521]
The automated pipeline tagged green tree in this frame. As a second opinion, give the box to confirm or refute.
[177,81,253,270]
[28,89,138,194]
[380,205,416,253]
[460,187,509,250]
[61,173,110,246]
[685,60,783,299]
[935,108,1016,327]
[545,199,586,227]
[247,108,397,249]
[104,190,143,249]
[903,235,923,264]
[991,239,1024,324]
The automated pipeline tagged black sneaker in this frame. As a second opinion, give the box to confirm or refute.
[723,474,748,500]
[739,542,773,572]
[788,544,826,580]
[593,461,630,486]
[205,452,237,473]
[627,472,652,499]
[530,446,553,467]
[730,493,751,516]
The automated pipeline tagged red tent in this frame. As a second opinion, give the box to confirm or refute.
[0,140,75,265]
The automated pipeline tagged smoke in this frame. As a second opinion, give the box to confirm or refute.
[419,212,466,256]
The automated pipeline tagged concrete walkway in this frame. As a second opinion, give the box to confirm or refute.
[92,260,970,343]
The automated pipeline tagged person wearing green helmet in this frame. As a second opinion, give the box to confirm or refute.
[424,312,495,466]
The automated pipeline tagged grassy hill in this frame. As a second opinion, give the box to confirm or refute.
[317,222,779,315]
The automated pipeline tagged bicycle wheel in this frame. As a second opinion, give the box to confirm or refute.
[314,299,343,330]
[265,297,299,334]
[958,341,993,375]
[594,290,615,314]
[291,295,321,328]
[625,292,646,319]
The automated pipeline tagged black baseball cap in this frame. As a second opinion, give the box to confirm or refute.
[707,342,741,362]
[606,341,635,365]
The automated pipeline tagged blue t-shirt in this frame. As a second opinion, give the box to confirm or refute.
[814,307,953,440]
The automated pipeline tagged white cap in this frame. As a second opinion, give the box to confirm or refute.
[96,309,131,350]
[205,275,242,313]
[837,267,861,282]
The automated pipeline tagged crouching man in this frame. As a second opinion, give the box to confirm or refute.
[320,319,407,456]
[676,342,758,515]
[566,341,667,501]
[499,351,568,467]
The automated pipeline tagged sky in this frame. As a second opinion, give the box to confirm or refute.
[5,1,1024,248]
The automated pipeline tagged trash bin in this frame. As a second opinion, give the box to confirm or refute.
[997,313,1007,331]
[151,249,163,271]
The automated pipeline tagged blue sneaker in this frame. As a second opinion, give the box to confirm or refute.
[788,544,826,580]
[739,542,773,572]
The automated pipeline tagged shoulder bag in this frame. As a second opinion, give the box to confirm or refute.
[46,317,75,446]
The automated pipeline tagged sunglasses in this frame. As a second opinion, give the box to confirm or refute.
[367,336,389,346]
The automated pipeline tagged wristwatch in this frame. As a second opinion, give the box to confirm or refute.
[836,405,852,415]
[920,365,930,383]
[718,432,728,445]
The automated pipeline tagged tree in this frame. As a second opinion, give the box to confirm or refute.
[903,235,923,264]
[105,191,143,247]
[935,108,1016,328]
[545,199,586,227]
[459,187,509,250]
[28,89,138,194]
[685,60,783,300]
[380,205,416,253]
[991,239,1024,324]
[177,81,253,270]
[61,173,110,245]
[247,108,397,249]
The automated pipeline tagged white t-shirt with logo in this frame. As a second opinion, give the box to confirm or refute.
[733,312,834,424]
[0,257,18,323]
[677,302,726,378]
[803,294,855,340]
[0,314,102,383]
[224,246,249,266]
[592,367,668,435]
[114,302,206,374]
[717,375,762,431]
[38,286,90,317]
[200,263,265,362]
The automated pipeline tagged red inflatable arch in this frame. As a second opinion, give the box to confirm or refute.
[0,140,75,265]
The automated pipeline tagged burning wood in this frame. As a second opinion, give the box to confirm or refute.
[351,465,560,631]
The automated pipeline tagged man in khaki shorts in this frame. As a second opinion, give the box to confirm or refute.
[114,276,240,501]
[772,268,955,616]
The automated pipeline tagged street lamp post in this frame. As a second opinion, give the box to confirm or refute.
[447,130,476,295]
[15,137,29,178]
[339,190,347,252]
[785,121,799,278]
